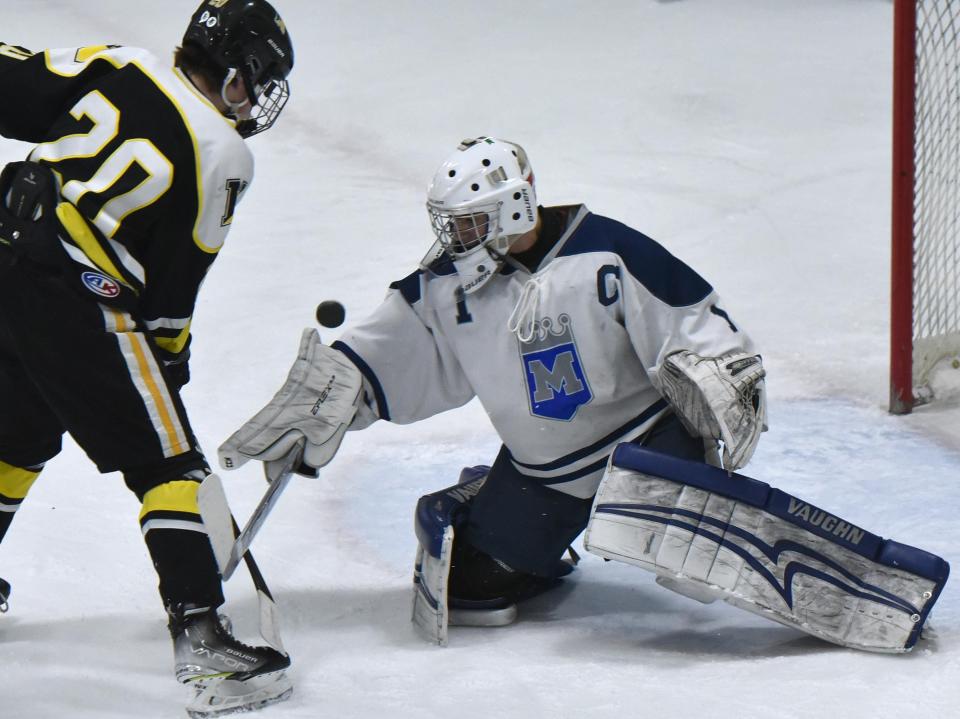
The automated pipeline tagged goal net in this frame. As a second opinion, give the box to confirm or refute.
[890,0,960,413]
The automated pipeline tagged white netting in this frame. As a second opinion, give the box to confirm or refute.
[912,0,960,391]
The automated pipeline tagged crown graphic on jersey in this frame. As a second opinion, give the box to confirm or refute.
[518,313,575,353]
[518,313,593,421]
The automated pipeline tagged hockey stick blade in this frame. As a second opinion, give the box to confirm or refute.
[197,474,236,574]
[221,440,305,581]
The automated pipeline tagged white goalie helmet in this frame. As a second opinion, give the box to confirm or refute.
[424,137,537,293]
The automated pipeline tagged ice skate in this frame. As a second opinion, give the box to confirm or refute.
[0,577,10,613]
[168,604,292,718]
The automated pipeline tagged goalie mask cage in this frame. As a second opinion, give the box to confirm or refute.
[890,0,960,414]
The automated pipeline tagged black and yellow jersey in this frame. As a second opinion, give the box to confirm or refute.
[0,43,253,358]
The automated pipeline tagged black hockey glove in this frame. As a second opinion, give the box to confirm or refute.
[161,348,191,390]
[0,161,62,267]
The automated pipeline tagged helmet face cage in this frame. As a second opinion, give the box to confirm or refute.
[428,202,502,257]
[235,72,290,138]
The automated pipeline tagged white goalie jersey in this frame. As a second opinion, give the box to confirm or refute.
[333,205,760,498]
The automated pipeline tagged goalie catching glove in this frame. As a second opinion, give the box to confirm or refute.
[218,328,363,476]
[658,350,767,471]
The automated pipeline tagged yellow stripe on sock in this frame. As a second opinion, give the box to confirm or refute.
[0,461,40,500]
[139,480,201,522]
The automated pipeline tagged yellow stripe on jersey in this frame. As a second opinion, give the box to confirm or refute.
[42,46,117,77]
[153,322,193,355]
[139,480,201,521]
[74,46,111,64]
[56,202,129,284]
[0,461,40,500]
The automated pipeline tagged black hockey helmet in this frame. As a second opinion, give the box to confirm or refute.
[183,0,294,137]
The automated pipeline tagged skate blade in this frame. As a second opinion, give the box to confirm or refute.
[186,670,292,718]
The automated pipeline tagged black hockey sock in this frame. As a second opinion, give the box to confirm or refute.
[144,528,225,610]
[139,479,224,610]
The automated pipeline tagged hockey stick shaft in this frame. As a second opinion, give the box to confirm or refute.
[235,517,286,653]
[233,517,273,599]
[220,440,304,580]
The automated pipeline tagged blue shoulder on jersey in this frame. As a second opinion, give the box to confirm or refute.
[389,255,457,306]
[560,213,713,307]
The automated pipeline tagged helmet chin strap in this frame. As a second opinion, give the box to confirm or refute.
[220,67,252,116]
[452,243,511,295]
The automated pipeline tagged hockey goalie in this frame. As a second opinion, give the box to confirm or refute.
[220,135,947,654]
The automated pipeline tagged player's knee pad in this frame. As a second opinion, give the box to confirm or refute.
[584,444,949,653]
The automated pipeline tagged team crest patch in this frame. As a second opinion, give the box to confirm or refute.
[81,271,120,298]
[519,313,592,421]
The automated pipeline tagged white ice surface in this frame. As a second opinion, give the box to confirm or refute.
[1,1,958,717]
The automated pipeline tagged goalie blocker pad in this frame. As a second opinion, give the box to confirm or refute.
[584,445,949,653]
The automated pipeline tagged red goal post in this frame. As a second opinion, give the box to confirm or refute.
[890,0,960,414]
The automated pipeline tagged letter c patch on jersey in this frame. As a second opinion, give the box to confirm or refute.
[518,313,592,421]
[597,264,621,306]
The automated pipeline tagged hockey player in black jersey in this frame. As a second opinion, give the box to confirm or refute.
[0,1,294,715]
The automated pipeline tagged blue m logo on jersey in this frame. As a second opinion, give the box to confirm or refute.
[519,314,592,421]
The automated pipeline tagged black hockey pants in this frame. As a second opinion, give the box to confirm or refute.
[0,245,222,610]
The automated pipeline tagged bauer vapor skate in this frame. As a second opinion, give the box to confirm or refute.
[0,577,10,613]
[168,603,292,718]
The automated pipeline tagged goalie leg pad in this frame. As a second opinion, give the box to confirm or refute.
[411,471,489,646]
[412,534,453,646]
[413,469,529,644]
[583,445,949,653]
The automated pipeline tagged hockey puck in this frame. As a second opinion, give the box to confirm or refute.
[316,300,346,328]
